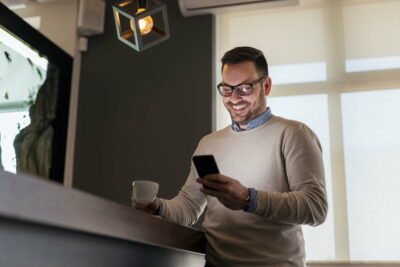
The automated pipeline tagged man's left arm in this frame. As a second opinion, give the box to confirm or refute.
[253,124,328,226]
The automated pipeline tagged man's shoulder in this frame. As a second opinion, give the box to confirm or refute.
[270,116,318,142]
[269,115,307,129]
[247,115,308,135]
[192,126,231,154]
[200,125,231,142]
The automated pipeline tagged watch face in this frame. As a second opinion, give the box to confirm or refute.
[242,191,251,211]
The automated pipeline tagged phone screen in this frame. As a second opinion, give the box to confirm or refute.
[192,155,220,178]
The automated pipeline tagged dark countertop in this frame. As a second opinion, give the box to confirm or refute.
[0,170,206,255]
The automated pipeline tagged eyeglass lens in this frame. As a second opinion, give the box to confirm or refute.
[218,84,252,96]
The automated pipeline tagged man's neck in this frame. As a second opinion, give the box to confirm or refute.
[231,107,272,132]
[239,124,248,130]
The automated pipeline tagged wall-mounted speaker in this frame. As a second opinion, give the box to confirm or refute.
[77,0,105,36]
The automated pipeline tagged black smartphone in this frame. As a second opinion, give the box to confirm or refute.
[192,155,220,190]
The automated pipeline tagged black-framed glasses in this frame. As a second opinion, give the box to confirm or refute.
[217,76,266,97]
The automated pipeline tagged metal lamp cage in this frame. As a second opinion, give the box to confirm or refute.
[113,0,170,52]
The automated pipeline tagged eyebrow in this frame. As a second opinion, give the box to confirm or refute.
[221,78,253,87]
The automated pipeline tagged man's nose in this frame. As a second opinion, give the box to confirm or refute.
[230,89,242,103]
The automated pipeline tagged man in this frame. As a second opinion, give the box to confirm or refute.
[134,46,328,267]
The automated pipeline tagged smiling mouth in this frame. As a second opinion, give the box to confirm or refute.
[231,104,247,114]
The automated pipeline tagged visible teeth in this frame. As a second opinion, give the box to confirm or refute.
[233,104,246,110]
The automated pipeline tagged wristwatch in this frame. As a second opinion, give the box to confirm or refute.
[242,188,251,211]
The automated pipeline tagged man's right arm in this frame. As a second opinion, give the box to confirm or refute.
[132,153,208,226]
[158,162,207,226]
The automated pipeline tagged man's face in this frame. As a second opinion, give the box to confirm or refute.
[221,61,271,129]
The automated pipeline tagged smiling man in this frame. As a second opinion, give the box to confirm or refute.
[219,54,270,130]
[134,46,328,267]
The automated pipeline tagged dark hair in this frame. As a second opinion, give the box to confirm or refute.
[221,46,268,77]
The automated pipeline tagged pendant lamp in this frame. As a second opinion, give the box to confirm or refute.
[113,0,170,52]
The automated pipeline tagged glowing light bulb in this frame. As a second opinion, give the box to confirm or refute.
[130,8,153,35]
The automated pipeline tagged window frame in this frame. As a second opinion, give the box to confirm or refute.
[214,0,400,262]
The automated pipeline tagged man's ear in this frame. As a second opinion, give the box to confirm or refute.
[264,77,272,96]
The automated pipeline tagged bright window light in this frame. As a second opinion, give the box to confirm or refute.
[268,94,335,261]
[216,0,400,261]
[343,0,400,73]
[0,111,30,173]
[341,88,400,261]
[346,56,400,72]
[0,27,47,70]
[270,62,327,85]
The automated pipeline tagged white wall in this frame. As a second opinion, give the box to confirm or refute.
[13,0,79,57]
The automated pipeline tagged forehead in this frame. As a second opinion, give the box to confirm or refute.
[221,61,258,82]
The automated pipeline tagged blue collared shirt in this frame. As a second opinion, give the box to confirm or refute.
[231,107,273,132]
[231,107,273,213]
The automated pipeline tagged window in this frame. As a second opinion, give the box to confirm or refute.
[343,0,400,72]
[269,94,335,260]
[216,0,400,262]
[0,111,30,172]
[0,26,48,174]
[341,89,400,261]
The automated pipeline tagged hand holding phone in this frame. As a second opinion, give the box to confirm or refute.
[192,155,220,190]
[192,155,220,177]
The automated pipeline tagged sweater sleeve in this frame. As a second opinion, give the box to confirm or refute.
[255,124,328,226]
[159,149,207,226]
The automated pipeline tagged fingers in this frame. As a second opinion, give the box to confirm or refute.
[133,203,155,214]
[197,174,248,210]
[204,174,229,183]
[200,185,242,209]
[200,186,225,198]
[196,178,229,192]
[195,174,230,191]
[132,198,160,215]
[132,201,149,213]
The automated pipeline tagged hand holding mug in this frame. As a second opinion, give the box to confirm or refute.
[133,197,160,215]
[131,180,160,215]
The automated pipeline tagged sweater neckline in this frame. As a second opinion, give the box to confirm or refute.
[227,115,276,135]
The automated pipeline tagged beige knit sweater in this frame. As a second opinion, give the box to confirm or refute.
[160,116,328,267]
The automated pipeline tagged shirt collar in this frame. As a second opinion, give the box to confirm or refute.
[231,107,273,132]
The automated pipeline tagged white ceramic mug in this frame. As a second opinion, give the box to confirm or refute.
[132,180,159,204]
